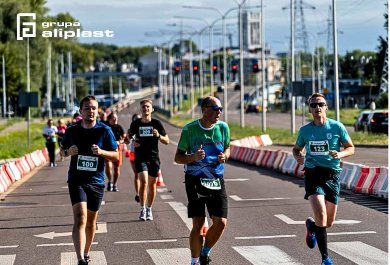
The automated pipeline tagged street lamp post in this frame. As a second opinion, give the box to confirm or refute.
[332,0,340,121]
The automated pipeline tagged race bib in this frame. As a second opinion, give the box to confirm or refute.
[200,177,222,190]
[77,155,98,171]
[309,140,329,155]
[139,126,153,137]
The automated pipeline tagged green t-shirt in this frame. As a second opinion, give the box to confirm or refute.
[295,118,351,171]
[177,120,230,178]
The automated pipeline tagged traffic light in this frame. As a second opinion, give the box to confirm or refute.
[231,63,238,74]
[193,64,199,75]
[173,61,181,75]
[212,64,218,74]
[252,59,259,73]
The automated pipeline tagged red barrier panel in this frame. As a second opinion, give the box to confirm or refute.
[0,166,12,193]
[354,167,370,193]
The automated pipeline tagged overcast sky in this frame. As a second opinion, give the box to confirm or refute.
[45,0,387,55]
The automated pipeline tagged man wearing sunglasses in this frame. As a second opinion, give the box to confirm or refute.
[175,96,230,265]
[292,93,355,265]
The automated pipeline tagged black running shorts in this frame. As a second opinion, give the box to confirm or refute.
[185,174,228,218]
[68,183,105,211]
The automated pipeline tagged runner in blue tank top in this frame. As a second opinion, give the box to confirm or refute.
[292,93,355,265]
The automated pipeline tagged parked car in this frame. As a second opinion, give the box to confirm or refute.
[217,85,224,92]
[365,110,388,134]
[245,99,262,113]
[354,111,371,132]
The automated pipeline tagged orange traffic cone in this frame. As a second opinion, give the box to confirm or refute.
[156,169,166,187]
[201,218,209,237]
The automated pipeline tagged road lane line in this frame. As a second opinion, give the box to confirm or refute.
[37,242,98,247]
[328,241,388,265]
[232,246,303,265]
[160,194,174,200]
[61,251,106,265]
[230,195,290,201]
[275,214,361,225]
[0,245,18,249]
[224,178,249,182]
[328,231,376,236]
[0,254,16,265]
[147,248,190,265]
[235,235,296,240]
[115,239,177,244]
[167,201,192,231]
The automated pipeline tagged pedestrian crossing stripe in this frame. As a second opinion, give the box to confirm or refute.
[147,248,190,265]
[61,251,107,265]
[0,241,388,265]
[233,245,303,265]
[0,255,15,265]
[328,241,388,265]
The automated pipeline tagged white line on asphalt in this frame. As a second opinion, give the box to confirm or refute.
[147,248,190,265]
[37,242,98,247]
[232,245,303,265]
[224,178,249,182]
[115,239,177,244]
[0,245,18,249]
[157,188,168,193]
[230,195,290,201]
[35,222,107,239]
[328,241,388,265]
[274,214,361,225]
[167,201,192,231]
[328,231,377,236]
[235,235,297,240]
[170,140,178,146]
[160,194,174,200]
[0,254,16,265]
[61,251,106,265]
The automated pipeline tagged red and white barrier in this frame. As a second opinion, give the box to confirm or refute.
[370,167,388,196]
[0,166,12,193]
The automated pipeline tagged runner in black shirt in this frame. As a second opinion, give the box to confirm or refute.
[128,99,169,221]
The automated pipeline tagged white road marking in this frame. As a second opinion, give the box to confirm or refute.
[35,222,107,239]
[160,194,174,200]
[37,242,98,247]
[224,178,249,182]
[115,239,177,244]
[328,231,377,236]
[167,201,192,231]
[328,241,388,265]
[235,235,296,240]
[170,140,178,146]
[230,195,290,201]
[157,188,168,193]
[274,214,361,225]
[0,254,16,265]
[0,245,18,249]
[61,251,107,265]
[232,245,303,265]
[147,248,190,265]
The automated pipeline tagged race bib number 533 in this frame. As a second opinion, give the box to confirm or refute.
[77,155,98,171]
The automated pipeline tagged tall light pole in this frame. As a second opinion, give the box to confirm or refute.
[233,0,247,128]
[27,38,31,147]
[2,54,6,118]
[332,0,340,121]
[261,0,266,132]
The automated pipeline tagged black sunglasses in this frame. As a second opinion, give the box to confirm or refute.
[309,102,327,108]
[206,105,223,112]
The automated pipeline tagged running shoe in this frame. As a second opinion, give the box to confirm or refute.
[134,195,140,202]
[139,208,146,221]
[112,185,119,192]
[107,182,113,192]
[77,260,88,265]
[146,208,153,221]
[305,217,317,249]
[321,256,334,265]
[84,255,91,263]
[199,255,211,265]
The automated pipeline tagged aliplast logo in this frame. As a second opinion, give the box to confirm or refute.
[16,13,114,40]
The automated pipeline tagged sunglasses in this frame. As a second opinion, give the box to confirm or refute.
[206,105,223,112]
[309,102,327,108]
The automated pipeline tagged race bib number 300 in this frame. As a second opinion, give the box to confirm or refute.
[309,140,329,155]
[77,155,98,171]
[139,126,153,137]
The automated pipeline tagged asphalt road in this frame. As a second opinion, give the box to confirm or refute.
[0,99,387,265]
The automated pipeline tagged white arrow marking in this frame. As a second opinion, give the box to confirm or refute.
[230,195,290,201]
[275,214,361,225]
[35,222,107,239]
[224,178,249,182]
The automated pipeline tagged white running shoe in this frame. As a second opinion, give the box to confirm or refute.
[146,208,153,221]
[139,208,146,221]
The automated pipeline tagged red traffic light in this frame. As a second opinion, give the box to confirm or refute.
[232,64,237,73]
[193,65,199,74]
[252,64,259,73]
[175,66,180,72]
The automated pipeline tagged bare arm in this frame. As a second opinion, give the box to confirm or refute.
[175,146,205,165]
[329,140,355,159]
[292,144,305,165]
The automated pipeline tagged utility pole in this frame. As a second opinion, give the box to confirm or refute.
[332,0,340,121]
[2,55,6,118]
